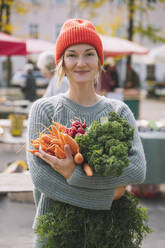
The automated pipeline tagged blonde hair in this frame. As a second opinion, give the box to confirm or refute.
[55,56,65,87]
[56,55,103,87]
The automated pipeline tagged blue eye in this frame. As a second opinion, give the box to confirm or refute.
[68,54,75,57]
[87,53,94,56]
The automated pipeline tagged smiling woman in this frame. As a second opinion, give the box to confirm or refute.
[27,19,147,248]
[64,44,99,84]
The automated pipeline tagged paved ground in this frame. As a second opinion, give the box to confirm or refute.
[0,96,165,248]
[140,195,165,248]
[0,195,35,248]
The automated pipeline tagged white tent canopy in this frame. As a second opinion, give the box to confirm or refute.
[24,35,149,57]
[133,45,165,64]
[149,45,165,63]
[100,35,149,57]
[25,38,55,54]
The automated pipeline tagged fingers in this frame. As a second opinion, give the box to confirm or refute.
[33,145,75,178]
[35,145,73,162]
[35,146,58,166]
[113,186,126,200]
[64,144,73,160]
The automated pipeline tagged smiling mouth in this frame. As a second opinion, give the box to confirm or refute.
[75,71,89,74]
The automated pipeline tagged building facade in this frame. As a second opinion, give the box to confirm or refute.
[1,0,165,87]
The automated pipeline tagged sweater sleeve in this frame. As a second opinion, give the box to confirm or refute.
[26,98,115,209]
[67,103,146,189]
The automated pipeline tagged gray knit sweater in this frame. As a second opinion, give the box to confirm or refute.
[26,94,146,228]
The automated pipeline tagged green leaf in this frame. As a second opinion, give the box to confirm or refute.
[100,115,109,125]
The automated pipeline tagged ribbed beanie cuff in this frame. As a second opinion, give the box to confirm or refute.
[55,19,104,65]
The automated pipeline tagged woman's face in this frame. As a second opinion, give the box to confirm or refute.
[63,44,99,85]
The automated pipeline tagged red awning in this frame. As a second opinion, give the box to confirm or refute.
[0,32,27,56]
[100,35,149,57]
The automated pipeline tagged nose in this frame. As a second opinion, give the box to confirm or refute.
[76,56,86,66]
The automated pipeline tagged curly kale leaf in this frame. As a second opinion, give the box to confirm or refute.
[75,111,134,177]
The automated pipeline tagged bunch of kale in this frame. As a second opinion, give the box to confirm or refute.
[75,111,134,177]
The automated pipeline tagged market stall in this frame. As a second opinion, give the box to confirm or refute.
[106,88,141,120]
[0,118,27,144]
[140,131,165,184]
[123,89,141,119]
[129,120,165,198]
[137,120,165,184]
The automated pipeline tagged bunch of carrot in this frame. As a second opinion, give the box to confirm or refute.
[29,121,93,176]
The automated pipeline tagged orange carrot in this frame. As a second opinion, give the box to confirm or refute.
[28,150,39,154]
[46,144,56,154]
[41,143,48,152]
[74,152,84,164]
[30,139,40,148]
[33,143,40,149]
[29,121,82,162]
[58,132,65,150]
[50,138,62,146]
[55,145,66,159]
[40,134,53,144]
[83,163,93,176]
[52,121,66,132]
[62,133,79,154]
[49,125,59,138]
[30,139,35,144]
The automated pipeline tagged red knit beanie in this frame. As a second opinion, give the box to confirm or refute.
[55,19,104,65]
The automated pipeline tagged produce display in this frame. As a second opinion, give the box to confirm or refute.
[137,119,165,132]
[29,111,134,177]
[30,112,152,248]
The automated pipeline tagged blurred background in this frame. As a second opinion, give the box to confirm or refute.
[0,0,165,93]
[1,1,165,248]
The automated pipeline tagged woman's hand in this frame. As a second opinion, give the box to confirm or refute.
[113,186,126,200]
[34,145,76,179]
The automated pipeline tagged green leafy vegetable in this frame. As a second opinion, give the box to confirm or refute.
[34,112,152,248]
[75,111,134,176]
[35,192,153,248]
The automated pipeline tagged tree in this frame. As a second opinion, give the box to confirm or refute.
[0,0,12,33]
[0,0,30,34]
[0,0,30,86]
[77,0,165,65]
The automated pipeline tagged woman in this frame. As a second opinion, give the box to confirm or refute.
[37,50,69,97]
[27,19,146,247]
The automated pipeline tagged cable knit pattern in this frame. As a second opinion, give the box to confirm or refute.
[26,94,146,229]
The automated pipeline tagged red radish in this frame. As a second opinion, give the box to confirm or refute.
[82,120,86,129]
[77,127,85,134]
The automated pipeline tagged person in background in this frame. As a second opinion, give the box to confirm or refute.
[95,63,116,95]
[20,63,36,102]
[37,51,69,97]
[27,19,146,248]
[124,63,140,89]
